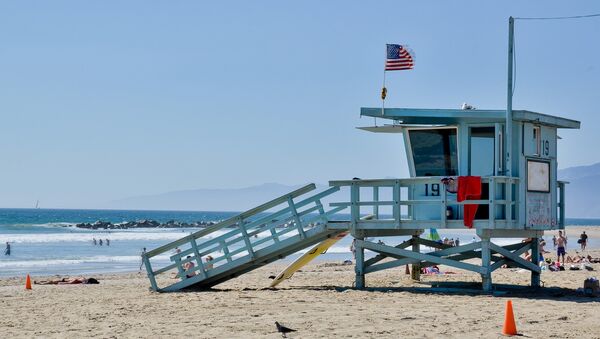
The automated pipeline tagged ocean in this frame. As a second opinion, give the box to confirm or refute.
[1,208,598,278]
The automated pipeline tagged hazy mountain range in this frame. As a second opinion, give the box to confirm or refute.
[557,162,600,218]
[105,163,600,218]
[105,183,325,212]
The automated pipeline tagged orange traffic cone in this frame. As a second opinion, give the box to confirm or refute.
[25,274,32,290]
[502,300,517,336]
[405,264,410,275]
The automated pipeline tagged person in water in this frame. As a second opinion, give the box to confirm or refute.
[4,242,10,256]
[99,239,103,246]
[93,238,97,246]
[106,239,110,246]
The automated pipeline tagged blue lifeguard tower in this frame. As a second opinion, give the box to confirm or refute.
[141,106,579,292]
[141,18,581,292]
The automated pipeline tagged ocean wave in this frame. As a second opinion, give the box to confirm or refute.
[9,222,77,229]
[0,229,234,244]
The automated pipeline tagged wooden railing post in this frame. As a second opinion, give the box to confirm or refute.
[315,199,328,224]
[288,197,306,239]
[220,240,233,263]
[393,181,401,226]
[143,256,159,291]
[373,186,379,219]
[238,217,255,259]
[488,177,495,228]
[174,256,186,280]
[559,181,565,229]
[350,183,359,235]
[190,238,207,279]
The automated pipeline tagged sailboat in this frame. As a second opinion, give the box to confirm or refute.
[35,200,40,209]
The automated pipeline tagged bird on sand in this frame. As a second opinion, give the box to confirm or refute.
[275,321,296,338]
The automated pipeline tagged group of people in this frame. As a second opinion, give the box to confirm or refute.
[139,246,216,278]
[92,238,111,246]
[538,230,598,269]
[441,237,460,247]
[182,255,214,278]
[551,230,591,264]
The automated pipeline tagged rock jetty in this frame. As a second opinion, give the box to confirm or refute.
[74,219,219,230]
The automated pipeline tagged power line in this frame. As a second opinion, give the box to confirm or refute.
[515,13,600,21]
[511,13,600,97]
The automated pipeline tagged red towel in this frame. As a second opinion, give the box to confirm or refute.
[457,176,481,228]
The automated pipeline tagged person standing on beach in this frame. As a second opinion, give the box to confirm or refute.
[538,239,550,264]
[579,231,588,251]
[556,231,567,264]
[552,235,557,249]
[4,242,10,256]
[139,247,147,271]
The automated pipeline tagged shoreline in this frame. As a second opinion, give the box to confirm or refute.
[1,226,598,279]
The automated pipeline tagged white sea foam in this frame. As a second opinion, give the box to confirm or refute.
[0,229,237,244]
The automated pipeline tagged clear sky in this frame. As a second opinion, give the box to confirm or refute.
[1,1,599,208]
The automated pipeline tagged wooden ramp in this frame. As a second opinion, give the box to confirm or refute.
[142,184,345,292]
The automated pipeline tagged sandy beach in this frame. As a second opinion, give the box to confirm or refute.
[1,227,600,338]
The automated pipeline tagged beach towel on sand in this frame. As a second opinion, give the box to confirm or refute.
[457,176,481,228]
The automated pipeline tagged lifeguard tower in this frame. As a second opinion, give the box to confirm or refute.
[141,18,580,292]
[141,106,579,292]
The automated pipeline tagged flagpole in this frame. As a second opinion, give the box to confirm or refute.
[382,70,386,117]
[381,45,387,118]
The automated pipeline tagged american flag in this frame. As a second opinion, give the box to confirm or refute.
[385,44,414,71]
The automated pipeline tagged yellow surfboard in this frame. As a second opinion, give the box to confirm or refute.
[269,231,348,287]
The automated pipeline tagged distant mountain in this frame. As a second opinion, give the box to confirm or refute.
[558,162,600,218]
[105,183,344,212]
[558,162,600,181]
[105,163,600,217]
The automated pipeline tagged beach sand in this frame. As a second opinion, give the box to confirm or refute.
[1,227,600,338]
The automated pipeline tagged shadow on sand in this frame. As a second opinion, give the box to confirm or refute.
[189,282,599,303]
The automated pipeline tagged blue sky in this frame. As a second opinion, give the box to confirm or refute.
[1,1,599,208]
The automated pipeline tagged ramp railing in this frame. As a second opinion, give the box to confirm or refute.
[142,183,344,291]
[557,181,566,229]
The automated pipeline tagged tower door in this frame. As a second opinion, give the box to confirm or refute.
[469,126,495,176]
[469,126,495,220]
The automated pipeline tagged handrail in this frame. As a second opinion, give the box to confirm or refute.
[143,183,344,291]
[558,181,566,229]
[330,176,519,187]
[328,176,521,229]
[145,183,317,258]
